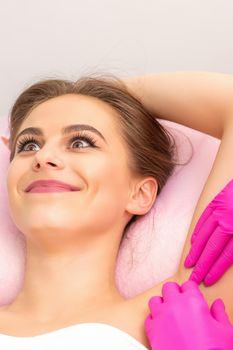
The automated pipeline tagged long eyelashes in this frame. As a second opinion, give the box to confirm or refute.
[15,131,98,153]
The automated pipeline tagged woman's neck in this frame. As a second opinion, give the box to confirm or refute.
[8,239,125,323]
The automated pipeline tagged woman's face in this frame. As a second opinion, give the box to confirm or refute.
[6,94,136,243]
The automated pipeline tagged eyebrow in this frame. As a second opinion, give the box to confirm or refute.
[14,124,107,145]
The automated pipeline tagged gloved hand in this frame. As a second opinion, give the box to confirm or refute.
[144,280,233,350]
[184,179,233,286]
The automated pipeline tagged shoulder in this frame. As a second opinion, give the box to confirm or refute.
[0,306,14,333]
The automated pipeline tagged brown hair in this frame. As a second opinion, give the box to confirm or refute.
[7,73,192,234]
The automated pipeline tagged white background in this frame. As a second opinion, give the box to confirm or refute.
[0,0,233,117]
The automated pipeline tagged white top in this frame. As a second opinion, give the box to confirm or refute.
[0,322,149,350]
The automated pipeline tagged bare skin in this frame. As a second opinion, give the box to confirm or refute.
[0,72,233,349]
[0,93,157,348]
[123,71,233,325]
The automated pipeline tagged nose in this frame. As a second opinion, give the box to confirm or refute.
[32,148,64,170]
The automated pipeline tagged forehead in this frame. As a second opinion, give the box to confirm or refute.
[19,94,119,136]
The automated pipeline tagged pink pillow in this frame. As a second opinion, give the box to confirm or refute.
[0,116,220,303]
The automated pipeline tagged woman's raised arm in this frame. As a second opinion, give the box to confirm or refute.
[123,71,233,139]
[124,71,233,322]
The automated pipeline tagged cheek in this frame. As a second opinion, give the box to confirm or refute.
[6,161,28,214]
[86,155,130,194]
[84,156,131,214]
[6,164,16,199]
[6,161,21,193]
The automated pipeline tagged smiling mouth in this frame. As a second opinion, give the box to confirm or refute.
[27,186,80,193]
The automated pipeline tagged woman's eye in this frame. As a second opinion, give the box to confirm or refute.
[16,137,40,153]
[16,134,97,153]
[69,137,95,149]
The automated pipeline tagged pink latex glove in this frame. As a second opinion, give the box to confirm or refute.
[144,280,233,350]
[184,179,233,286]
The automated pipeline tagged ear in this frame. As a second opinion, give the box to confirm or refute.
[125,177,158,216]
[1,136,10,149]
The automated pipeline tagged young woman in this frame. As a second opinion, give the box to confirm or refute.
[0,72,232,349]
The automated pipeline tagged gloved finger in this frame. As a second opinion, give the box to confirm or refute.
[144,314,153,332]
[181,281,207,302]
[184,214,218,268]
[210,298,233,326]
[148,296,163,316]
[189,227,231,284]
[181,280,203,295]
[190,205,215,245]
[162,282,181,301]
[204,237,233,286]
[191,178,233,246]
